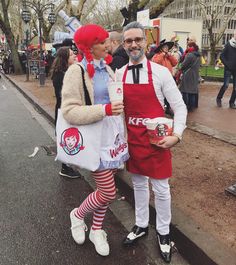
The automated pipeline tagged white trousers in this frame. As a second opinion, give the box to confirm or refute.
[131,173,171,235]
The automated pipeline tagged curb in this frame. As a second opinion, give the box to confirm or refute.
[4,74,236,265]
[187,121,236,146]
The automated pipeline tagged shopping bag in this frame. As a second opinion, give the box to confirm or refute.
[99,116,129,169]
[55,109,103,171]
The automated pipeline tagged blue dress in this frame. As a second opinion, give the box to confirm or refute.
[81,59,129,170]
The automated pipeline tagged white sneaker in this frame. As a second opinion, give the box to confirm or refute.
[70,208,88,245]
[89,229,110,256]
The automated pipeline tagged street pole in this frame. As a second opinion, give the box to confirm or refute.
[22,0,56,86]
[38,13,45,86]
[25,27,29,81]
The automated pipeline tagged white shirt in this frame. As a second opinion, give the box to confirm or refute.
[116,57,187,136]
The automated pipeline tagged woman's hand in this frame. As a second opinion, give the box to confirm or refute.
[154,135,179,149]
[111,101,124,115]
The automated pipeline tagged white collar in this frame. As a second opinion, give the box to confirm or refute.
[93,59,104,67]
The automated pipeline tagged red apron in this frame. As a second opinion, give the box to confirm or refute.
[123,60,172,179]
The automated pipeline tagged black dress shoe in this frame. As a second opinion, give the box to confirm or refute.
[123,225,148,246]
[157,232,172,263]
[229,103,236,109]
[216,98,222,107]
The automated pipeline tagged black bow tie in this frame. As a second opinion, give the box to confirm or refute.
[127,63,143,84]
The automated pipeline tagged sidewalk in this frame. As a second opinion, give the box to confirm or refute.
[187,81,236,145]
[3,73,236,265]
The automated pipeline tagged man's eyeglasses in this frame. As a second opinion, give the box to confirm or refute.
[123,37,144,45]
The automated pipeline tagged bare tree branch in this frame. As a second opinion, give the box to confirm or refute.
[55,0,67,13]
[138,0,150,10]
[76,0,87,19]
[81,0,99,21]
[6,0,10,9]
[196,0,236,63]
[149,0,175,18]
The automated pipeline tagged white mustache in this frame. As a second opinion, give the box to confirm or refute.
[128,48,141,52]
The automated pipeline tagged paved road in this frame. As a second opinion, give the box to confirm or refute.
[0,78,189,265]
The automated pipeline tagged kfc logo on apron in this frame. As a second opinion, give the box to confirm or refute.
[60,127,85,155]
[110,133,128,158]
[128,117,150,127]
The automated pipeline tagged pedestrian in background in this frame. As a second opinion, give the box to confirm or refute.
[179,42,201,112]
[2,54,9,74]
[45,50,54,77]
[51,47,80,178]
[61,24,128,256]
[116,21,187,264]
[108,31,129,71]
[216,30,236,109]
[152,39,178,74]
[145,43,157,60]
[152,39,178,115]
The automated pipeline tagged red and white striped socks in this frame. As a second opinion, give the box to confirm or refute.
[75,169,116,230]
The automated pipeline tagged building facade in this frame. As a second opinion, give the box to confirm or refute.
[161,0,236,62]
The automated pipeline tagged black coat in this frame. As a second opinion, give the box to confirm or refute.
[220,41,236,73]
[179,51,201,94]
[52,71,65,125]
[52,71,64,101]
[109,45,129,71]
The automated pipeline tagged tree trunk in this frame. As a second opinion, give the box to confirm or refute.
[0,21,22,74]
[7,31,22,74]
[208,27,216,65]
[42,23,51,43]
[210,42,216,65]
[0,0,23,74]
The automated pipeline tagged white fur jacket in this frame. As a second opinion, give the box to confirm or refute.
[61,63,114,125]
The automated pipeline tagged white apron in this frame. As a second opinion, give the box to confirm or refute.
[99,115,129,170]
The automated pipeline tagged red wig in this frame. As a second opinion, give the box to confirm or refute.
[74,24,112,78]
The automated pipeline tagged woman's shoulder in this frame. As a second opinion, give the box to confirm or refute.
[68,62,82,71]
[65,63,83,77]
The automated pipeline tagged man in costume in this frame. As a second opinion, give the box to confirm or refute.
[116,22,187,263]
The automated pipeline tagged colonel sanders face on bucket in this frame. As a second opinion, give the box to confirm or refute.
[60,128,84,155]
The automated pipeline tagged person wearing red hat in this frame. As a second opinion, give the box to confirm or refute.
[152,39,178,74]
[152,39,178,116]
[60,24,129,256]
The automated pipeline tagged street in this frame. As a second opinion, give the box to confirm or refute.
[0,79,189,264]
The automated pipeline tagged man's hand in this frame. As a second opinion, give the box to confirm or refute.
[154,136,179,149]
[111,101,124,115]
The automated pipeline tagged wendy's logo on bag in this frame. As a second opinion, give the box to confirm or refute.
[116,87,122,94]
[60,127,85,155]
[110,133,127,158]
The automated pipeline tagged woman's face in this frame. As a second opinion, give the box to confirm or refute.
[162,45,169,53]
[91,38,110,60]
[68,49,76,65]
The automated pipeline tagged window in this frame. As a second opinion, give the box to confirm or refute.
[224,6,230,14]
[222,34,226,45]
